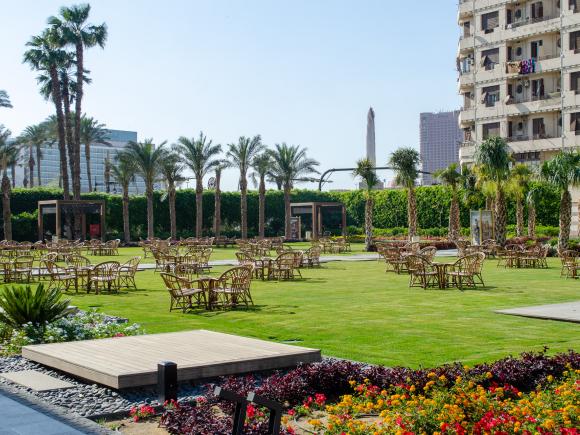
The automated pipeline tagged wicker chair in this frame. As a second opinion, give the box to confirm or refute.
[446,253,486,289]
[302,247,321,268]
[382,247,408,274]
[211,266,254,309]
[118,256,141,289]
[160,272,206,312]
[44,260,77,291]
[196,248,213,274]
[559,250,579,278]
[418,246,438,262]
[87,261,120,294]
[269,252,297,280]
[65,255,92,289]
[406,254,438,289]
[10,255,35,283]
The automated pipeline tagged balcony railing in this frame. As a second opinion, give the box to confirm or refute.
[506,92,561,105]
[505,15,556,30]
[506,134,559,142]
[460,140,475,148]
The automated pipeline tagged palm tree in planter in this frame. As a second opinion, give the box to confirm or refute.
[474,137,511,245]
[159,151,186,240]
[251,152,273,239]
[352,158,378,251]
[212,160,229,238]
[111,153,136,244]
[269,143,319,240]
[123,139,166,239]
[227,135,264,240]
[389,147,421,240]
[176,133,222,238]
[507,164,534,237]
[541,151,580,251]
[434,163,462,241]
[81,116,110,192]
[0,90,12,108]
[0,126,18,240]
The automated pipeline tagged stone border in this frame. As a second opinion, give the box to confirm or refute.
[0,381,114,434]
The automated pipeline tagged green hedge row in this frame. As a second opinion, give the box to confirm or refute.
[0,183,561,240]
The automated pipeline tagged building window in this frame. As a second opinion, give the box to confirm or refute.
[570,31,580,51]
[532,118,546,138]
[571,71,580,93]
[482,85,500,107]
[531,2,544,21]
[481,48,500,70]
[571,0,578,13]
[571,113,580,135]
[531,79,545,100]
[482,11,499,33]
[531,40,543,59]
[482,122,500,140]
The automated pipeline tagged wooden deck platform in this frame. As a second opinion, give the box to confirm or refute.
[22,330,321,389]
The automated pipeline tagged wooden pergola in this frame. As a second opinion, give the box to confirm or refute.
[38,200,106,241]
[290,202,346,240]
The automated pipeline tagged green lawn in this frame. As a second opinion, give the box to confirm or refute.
[59,250,580,368]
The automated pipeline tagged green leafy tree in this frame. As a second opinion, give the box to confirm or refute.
[389,147,421,239]
[251,152,273,238]
[227,135,264,239]
[80,116,110,191]
[159,150,186,240]
[434,163,462,240]
[353,158,378,250]
[541,151,580,250]
[474,137,511,244]
[176,133,222,237]
[507,164,534,237]
[0,90,12,108]
[269,143,319,239]
[123,139,166,239]
[111,153,136,243]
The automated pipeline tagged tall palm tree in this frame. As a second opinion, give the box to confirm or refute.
[17,125,45,188]
[175,133,222,238]
[159,151,186,240]
[0,90,12,108]
[212,161,229,238]
[251,152,273,239]
[269,143,319,239]
[389,147,421,240]
[507,164,533,237]
[123,139,166,239]
[434,163,462,241]
[111,153,136,244]
[0,126,17,240]
[226,135,264,239]
[541,151,580,251]
[353,158,378,251]
[526,186,542,238]
[81,116,110,192]
[23,29,70,199]
[474,137,511,245]
[49,4,107,201]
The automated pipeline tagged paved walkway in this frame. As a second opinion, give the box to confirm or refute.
[496,301,580,323]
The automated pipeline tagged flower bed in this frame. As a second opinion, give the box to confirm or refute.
[160,351,579,434]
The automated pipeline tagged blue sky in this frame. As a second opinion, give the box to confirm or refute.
[1,0,461,190]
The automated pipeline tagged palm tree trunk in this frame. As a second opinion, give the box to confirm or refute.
[485,196,493,211]
[36,145,42,186]
[28,146,35,188]
[258,175,266,238]
[146,184,154,239]
[23,168,29,188]
[407,187,417,239]
[86,142,93,192]
[49,65,69,199]
[10,165,16,188]
[559,190,572,251]
[449,194,460,240]
[2,172,12,240]
[240,177,248,240]
[122,182,130,244]
[495,188,507,245]
[515,198,524,237]
[214,171,221,237]
[528,202,536,238]
[195,178,203,238]
[169,184,177,240]
[364,194,374,251]
[284,183,291,239]
[73,43,84,197]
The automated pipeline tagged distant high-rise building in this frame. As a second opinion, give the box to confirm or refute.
[419,111,462,185]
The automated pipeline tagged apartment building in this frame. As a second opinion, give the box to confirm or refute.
[457,0,580,233]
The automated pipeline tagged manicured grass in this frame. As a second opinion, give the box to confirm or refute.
[58,251,580,368]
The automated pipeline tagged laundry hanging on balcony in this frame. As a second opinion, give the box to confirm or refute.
[506,61,521,74]
[520,58,536,75]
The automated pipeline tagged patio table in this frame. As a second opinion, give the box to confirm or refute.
[196,276,219,310]
[431,262,454,289]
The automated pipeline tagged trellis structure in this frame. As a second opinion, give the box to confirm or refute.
[37,200,106,241]
[290,202,347,241]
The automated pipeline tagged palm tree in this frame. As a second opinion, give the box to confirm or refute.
[353,158,378,251]
[212,161,228,238]
[111,153,136,244]
[541,151,580,251]
[0,126,17,240]
[526,186,542,238]
[80,116,110,192]
[123,139,166,239]
[175,133,222,238]
[49,4,107,201]
[507,164,533,237]
[23,29,70,199]
[251,152,273,239]
[226,135,264,239]
[269,143,319,239]
[474,137,512,245]
[159,151,186,240]
[434,163,462,241]
[389,147,421,240]
[0,90,12,108]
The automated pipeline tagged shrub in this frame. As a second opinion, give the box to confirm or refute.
[0,284,73,331]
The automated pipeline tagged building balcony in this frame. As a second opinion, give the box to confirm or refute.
[504,93,561,116]
[506,135,564,153]
[459,107,476,124]
[563,90,580,108]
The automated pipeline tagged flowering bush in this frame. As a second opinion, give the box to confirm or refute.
[323,369,579,434]
[0,309,143,355]
[129,404,156,422]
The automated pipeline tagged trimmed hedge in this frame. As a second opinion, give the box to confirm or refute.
[0,184,561,240]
